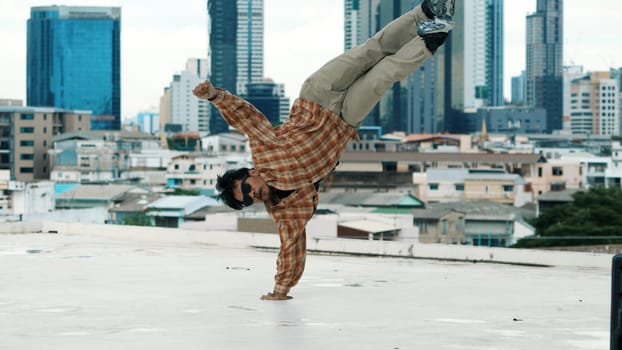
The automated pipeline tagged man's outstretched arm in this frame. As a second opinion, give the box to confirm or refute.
[193,81,276,143]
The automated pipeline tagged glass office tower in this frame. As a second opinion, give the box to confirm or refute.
[207,0,264,135]
[27,6,121,130]
[526,0,563,132]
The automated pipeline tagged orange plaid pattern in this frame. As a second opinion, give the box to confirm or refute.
[210,89,358,295]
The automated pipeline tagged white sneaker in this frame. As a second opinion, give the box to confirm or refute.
[423,0,455,19]
[417,17,454,36]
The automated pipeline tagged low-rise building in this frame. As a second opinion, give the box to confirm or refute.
[51,134,129,183]
[166,154,232,194]
[413,168,531,207]
[56,184,146,210]
[0,106,91,181]
[146,195,220,228]
[413,201,535,247]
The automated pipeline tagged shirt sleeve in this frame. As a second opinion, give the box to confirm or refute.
[209,88,276,144]
[273,216,308,296]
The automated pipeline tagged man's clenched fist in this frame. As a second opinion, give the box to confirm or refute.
[193,80,217,100]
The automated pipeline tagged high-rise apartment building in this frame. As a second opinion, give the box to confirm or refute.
[0,107,91,181]
[526,0,563,132]
[569,72,619,136]
[614,68,622,135]
[168,59,210,133]
[461,0,487,110]
[27,6,121,131]
[207,0,264,134]
[345,0,360,51]
[236,0,264,95]
[562,65,584,131]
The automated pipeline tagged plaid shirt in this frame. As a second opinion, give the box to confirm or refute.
[210,89,358,296]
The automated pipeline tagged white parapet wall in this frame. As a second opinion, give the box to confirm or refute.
[0,221,614,269]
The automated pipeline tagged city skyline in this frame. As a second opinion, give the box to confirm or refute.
[1,0,621,120]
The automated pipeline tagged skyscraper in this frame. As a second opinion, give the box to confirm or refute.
[526,0,563,132]
[485,0,504,106]
[345,0,360,51]
[27,6,121,131]
[207,0,237,135]
[207,0,264,135]
[236,0,264,95]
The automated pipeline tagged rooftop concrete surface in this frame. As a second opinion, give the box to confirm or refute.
[0,228,611,350]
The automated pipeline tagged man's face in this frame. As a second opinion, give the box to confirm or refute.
[233,169,271,207]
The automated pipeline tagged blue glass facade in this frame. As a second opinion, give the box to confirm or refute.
[208,0,237,135]
[486,0,504,107]
[27,6,121,130]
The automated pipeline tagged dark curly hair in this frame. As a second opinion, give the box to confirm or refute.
[216,167,250,210]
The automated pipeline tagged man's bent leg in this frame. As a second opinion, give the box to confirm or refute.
[299,5,430,113]
[340,36,434,127]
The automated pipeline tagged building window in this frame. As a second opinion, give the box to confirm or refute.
[43,127,47,134]
[457,217,464,232]
[20,114,34,120]
[551,182,566,191]
[414,220,428,234]
[503,185,514,192]
[20,140,35,147]
[20,167,34,174]
[538,167,543,177]
[20,127,34,133]
[455,184,464,191]
[20,154,34,160]
[174,164,179,170]
[429,183,439,191]
[441,219,448,235]
[552,167,563,176]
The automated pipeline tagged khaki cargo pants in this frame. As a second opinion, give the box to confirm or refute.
[299,5,433,128]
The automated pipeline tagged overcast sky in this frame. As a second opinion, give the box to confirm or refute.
[1,0,621,119]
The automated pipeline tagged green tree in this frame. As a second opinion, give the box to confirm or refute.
[514,186,622,248]
[171,188,201,196]
[123,212,152,227]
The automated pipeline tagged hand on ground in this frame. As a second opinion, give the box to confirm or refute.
[260,292,292,301]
